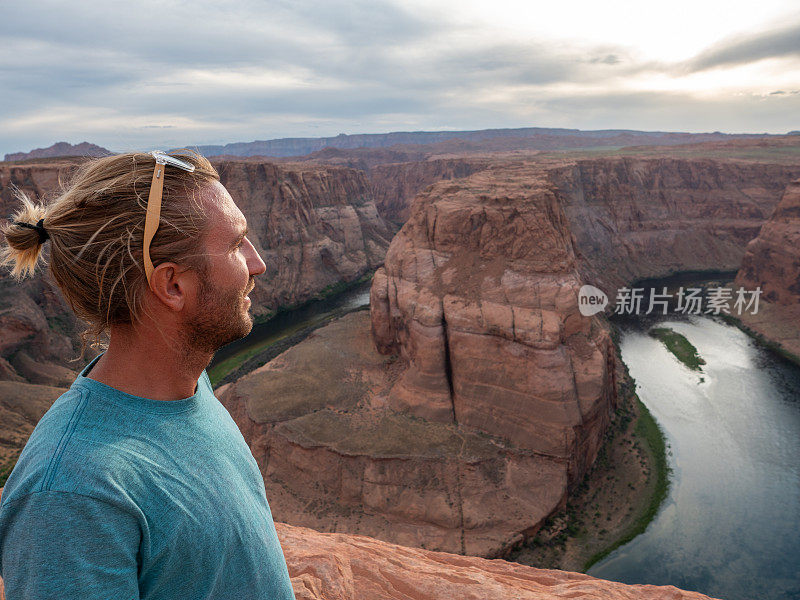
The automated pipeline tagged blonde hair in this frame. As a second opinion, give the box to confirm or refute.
[1,150,219,358]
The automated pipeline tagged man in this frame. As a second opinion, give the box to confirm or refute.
[0,151,296,599]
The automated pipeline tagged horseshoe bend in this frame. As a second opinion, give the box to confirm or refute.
[214,153,800,565]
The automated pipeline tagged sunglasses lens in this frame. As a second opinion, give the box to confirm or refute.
[150,151,196,173]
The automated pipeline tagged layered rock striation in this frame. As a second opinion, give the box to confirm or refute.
[277,521,719,600]
[220,163,619,557]
[368,158,488,225]
[547,157,800,290]
[218,310,568,557]
[734,178,800,359]
[736,178,800,305]
[215,160,393,315]
[371,163,616,476]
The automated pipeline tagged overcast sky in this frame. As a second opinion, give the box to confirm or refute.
[1,0,799,156]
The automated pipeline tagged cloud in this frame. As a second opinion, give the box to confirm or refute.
[685,21,800,72]
[0,0,798,155]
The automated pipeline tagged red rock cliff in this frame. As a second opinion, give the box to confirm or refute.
[215,160,393,315]
[547,157,800,290]
[217,162,615,558]
[218,156,800,559]
[371,162,616,479]
[368,158,488,225]
[736,178,800,305]
[734,178,800,359]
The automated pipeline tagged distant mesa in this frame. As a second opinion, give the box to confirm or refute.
[195,127,780,159]
[4,142,112,162]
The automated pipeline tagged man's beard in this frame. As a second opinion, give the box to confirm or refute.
[181,275,255,355]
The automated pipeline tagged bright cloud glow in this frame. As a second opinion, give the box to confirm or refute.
[1,0,799,156]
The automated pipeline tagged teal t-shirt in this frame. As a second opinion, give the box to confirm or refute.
[0,354,295,599]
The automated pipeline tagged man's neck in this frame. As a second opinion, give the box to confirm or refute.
[87,325,213,401]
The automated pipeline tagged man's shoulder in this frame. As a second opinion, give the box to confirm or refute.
[1,386,139,508]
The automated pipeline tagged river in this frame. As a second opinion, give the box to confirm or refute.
[589,316,800,600]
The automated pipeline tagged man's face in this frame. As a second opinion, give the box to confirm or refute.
[180,181,266,354]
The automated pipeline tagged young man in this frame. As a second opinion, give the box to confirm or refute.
[0,151,296,599]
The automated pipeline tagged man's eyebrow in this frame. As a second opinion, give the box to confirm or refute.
[231,225,248,248]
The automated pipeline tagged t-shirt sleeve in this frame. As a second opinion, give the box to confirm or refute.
[0,490,140,599]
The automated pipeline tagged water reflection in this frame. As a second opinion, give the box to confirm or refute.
[589,317,800,600]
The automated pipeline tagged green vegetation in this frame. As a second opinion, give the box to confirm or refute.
[649,327,706,371]
[582,396,670,571]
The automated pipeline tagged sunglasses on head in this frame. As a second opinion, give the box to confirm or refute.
[143,151,195,288]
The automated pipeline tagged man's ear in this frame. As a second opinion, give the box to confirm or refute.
[148,262,198,312]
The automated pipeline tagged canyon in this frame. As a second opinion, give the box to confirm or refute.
[735,177,800,360]
[216,153,800,560]
[0,156,394,471]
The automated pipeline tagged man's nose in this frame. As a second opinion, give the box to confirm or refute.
[244,237,266,276]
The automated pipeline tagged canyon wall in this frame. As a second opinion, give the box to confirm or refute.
[734,178,800,359]
[214,160,393,315]
[219,162,619,557]
[0,160,91,382]
[547,158,800,292]
[736,178,800,304]
[0,158,392,385]
[368,158,488,225]
[0,160,395,466]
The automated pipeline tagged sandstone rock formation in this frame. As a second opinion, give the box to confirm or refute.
[277,521,719,600]
[736,178,800,305]
[0,487,720,600]
[214,160,393,315]
[219,163,619,557]
[735,178,800,359]
[218,310,569,557]
[219,155,800,558]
